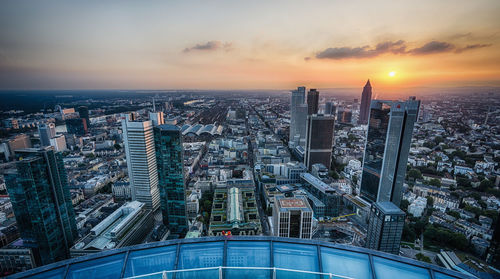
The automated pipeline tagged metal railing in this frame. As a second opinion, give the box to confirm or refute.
[124,266,354,279]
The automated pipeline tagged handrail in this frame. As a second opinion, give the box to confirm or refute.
[124,266,355,279]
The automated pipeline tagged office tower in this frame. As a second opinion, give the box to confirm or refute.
[66,118,88,136]
[359,79,372,125]
[38,123,55,146]
[304,114,335,170]
[122,114,160,210]
[366,202,405,254]
[153,124,188,235]
[324,102,334,115]
[273,195,313,239]
[289,87,307,146]
[77,106,90,127]
[149,111,165,126]
[307,89,319,115]
[360,98,420,206]
[5,147,77,266]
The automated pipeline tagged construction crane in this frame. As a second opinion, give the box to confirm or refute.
[319,213,357,223]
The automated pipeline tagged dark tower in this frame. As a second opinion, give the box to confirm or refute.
[359,80,372,125]
[307,89,319,115]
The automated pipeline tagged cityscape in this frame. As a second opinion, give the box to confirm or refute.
[0,1,500,279]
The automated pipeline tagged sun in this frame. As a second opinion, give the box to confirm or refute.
[388,71,396,77]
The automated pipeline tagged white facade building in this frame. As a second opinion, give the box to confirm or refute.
[122,115,160,210]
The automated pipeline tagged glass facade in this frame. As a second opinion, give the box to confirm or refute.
[360,98,420,206]
[11,236,468,279]
[5,148,78,266]
[154,124,188,236]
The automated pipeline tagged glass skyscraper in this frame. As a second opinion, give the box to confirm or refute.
[154,124,188,236]
[5,147,77,266]
[360,97,420,206]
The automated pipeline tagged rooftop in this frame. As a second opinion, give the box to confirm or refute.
[9,236,469,279]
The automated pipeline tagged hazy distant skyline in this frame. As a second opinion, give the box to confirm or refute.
[1,0,499,90]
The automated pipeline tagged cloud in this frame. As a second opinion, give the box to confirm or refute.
[408,41,454,55]
[313,40,491,60]
[455,43,492,53]
[183,41,232,53]
[315,40,407,59]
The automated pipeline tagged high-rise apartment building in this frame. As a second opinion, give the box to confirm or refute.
[289,87,307,147]
[5,147,77,266]
[359,79,372,125]
[307,89,319,115]
[360,98,420,206]
[304,114,335,170]
[38,123,55,147]
[153,124,188,235]
[366,202,405,254]
[273,195,313,239]
[122,114,160,210]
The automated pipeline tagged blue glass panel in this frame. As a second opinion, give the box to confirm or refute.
[227,241,271,279]
[320,247,371,279]
[178,242,223,269]
[372,256,431,279]
[434,271,460,279]
[66,253,125,279]
[124,245,177,277]
[25,267,65,279]
[273,242,319,274]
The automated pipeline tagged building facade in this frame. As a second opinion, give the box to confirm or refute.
[66,118,88,136]
[154,124,188,235]
[5,147,78,266]
[304,114,335,170]
[306,89,319,115]
[37,123,55,147]
[273,195,313,239]
[289,87,307,147]
[122,114,160,210]
[359,79,372,125]
[366,202,405,255]
[360,98,420,206]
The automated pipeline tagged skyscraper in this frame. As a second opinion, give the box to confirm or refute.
[153,124,188,235]
[149,111,165,127]
[366,202,405,254]
[77,106,90,127]
[122,114,160,210]
[304,114,335,170]
[289,86,307,147]
[359,79,372,125]
[324,101,334,115]
[5,147,77,266]
[38,123,55,147]
[360,97,420,206]
[307,89,319,115]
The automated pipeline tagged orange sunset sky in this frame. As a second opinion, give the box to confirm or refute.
[0,0,499,90]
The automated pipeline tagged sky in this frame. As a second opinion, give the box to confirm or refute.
[0,0,499,90]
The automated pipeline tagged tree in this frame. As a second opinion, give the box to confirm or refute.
[479,179,494,192]
[329,170,339,179]
[448,210,460,219]
[426,196,434,207]
[429,178,441,187]
[408,169,423,180]
[457,177,471,188]
[352,175,358,185]
[400,200,410,212]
